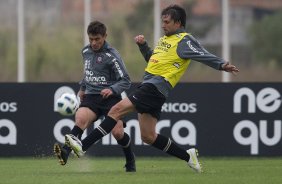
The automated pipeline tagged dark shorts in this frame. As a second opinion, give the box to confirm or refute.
[128,83,166,120]
[80,94,126,127]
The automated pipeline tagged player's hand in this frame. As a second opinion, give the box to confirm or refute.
[78,90,85,102]
[100,88,113,99]
[134,35,145,44]
[222,62,239,75]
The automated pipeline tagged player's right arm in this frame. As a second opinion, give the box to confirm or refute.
[177,35,225,70]
[177,35,239,74]
[134,35,153,62]
[78,79,86,102]
[78,89,85,102]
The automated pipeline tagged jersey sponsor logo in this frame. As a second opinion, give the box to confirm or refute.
[173,62,180,69]
[112,58,124,77]
[106,53,111,57]
[157,40,171,48]
[85,75,106,82]
[85,70,107,84]
[85,76,107,85]
[187,40,204,55]
[149,58,159,63]
[155,39,171,52]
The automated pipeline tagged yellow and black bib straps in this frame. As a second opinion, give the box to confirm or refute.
[145,33,191,87]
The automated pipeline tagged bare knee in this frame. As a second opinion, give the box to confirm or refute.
[111,120,124,140]
[75,116,89,130]
[141,133,157,145]
[75,108,96,130]
[108,100,132,121]
[108,105,122,121]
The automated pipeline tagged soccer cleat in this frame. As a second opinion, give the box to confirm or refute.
[187,148,202,173]
[53,143,69,165]
[124,159,136,172]
[65,134,85,157]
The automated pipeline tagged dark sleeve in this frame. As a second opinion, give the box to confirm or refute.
[109,54,131,95]
[79,79,86,91]
[137,42,153,62]
[79,49,86,91]
[177,35,225,70]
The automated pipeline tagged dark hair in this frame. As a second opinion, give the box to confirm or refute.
[161,4,186,28]
[87,21,107,36]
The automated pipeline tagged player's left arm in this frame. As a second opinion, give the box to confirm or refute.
[177,35,239,75]
[108,55,131,97]
[135,35,153,62]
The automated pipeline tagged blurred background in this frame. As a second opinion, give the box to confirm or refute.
[1,0,282,83]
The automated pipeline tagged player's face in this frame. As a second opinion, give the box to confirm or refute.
[161,14,181,36]
[88,34,107,51]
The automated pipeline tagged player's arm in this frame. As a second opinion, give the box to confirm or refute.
[108,56,131,97]
[134,35,153,62]
[177,35,239,74]
[78,79,86,101]
[79,48,87,101]
[78,89,85,102]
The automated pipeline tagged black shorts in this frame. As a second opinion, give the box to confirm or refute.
[128,83,166,120]
[80,94,125,126]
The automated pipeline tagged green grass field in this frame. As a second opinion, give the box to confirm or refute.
[0,156,281,184]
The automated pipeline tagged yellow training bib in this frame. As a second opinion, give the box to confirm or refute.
[145,33,191,87]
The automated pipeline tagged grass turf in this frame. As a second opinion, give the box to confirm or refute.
[0,156,281,184]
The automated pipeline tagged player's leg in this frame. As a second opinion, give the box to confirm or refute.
[74,107,98,138]
[112,120,136,172]
[66,98,135,155]
[139,113,202,173]
[54,107,97,164]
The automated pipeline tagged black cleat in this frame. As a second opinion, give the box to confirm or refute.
[124,159,136,172]
[53,143,69,166]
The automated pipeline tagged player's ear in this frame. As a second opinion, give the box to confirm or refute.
[175,20,181,28]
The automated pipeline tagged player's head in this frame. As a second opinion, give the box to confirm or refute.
[87,21,107,51]
[161,5,186,36]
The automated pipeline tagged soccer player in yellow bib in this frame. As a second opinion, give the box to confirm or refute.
[65,4,239,173]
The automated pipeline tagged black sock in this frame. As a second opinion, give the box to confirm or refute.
[151,134,190,162]
[117,133,135,162]
[71,125,84,140]
[63,125,84,154]
[81,116,117,151]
